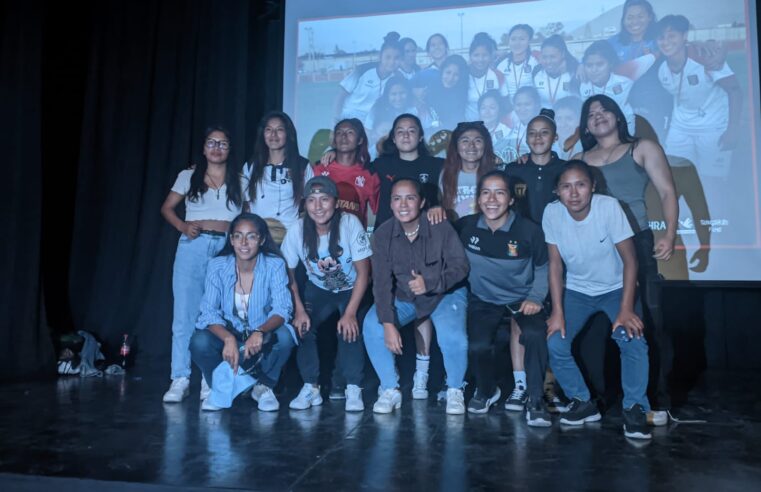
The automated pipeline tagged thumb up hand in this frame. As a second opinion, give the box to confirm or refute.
[408,270,427,295]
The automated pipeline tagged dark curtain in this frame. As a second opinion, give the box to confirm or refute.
[1,1,56,380]
[64,0,284,363]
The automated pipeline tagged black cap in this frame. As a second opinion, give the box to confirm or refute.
[304,176,338,198]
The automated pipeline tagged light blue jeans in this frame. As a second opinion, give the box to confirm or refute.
[547,288,651,411]
[170,233,227,379]
[363,287,468,391]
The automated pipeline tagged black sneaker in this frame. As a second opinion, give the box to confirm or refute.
[504,386,528,412]
[559,398,601,425]
[623,404,653,440]
[526,398,552,427]
[467,387,501,414]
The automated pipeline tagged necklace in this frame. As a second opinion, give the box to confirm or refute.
[206,172,223,199]
[404,224,420,237]
[235,264,256,321]
[599,143,622,165]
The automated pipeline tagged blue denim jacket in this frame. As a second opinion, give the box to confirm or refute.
[196,253,295,342]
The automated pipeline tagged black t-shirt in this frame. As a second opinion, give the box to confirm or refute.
[370,153,443,227]
[503,153,566,225]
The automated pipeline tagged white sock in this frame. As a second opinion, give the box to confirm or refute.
[513,371,526,390]
[416,354,430,374]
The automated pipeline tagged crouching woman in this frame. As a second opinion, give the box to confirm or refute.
[190,213,296,412]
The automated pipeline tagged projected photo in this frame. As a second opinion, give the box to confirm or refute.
[285,0,761,281]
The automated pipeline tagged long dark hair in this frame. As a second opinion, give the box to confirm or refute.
[619,0,658,44]
[247,111,306,205]
[536,35,578,76]
[381,113,430,157]
[370,76,410,129]
[187,126,242,209]
[441,122,496,212]
[217,213,283,259]
[302,197,344,262]
[582,40,620,68]
[334,118,371,168]
[579,95,636,150]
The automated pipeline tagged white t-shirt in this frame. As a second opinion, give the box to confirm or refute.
[533,70,576,108]
[506,122,529,157]
[466,68,503,120]
[658,59,733,133]
[281,213,372,292]
[339,66,393,121]
[497,54,540,99]
[542,194,634,296]
[242,163,314,230]
[580,73,635,133]
[171,169,242,222]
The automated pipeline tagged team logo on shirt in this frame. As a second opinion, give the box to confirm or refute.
[514,183,527,198]
[320,170,330,177]
[507,240,519,257]
[355,176,366,187]
[687,74,699,86]
[468,235,481,251]
[562,82,569,91]
[495,130,504,140]
[612,84,622,95]
[419,173,429,184]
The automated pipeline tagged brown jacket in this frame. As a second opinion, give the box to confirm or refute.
[371,215,469,324]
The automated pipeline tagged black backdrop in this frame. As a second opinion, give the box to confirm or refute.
[2,0,760,381]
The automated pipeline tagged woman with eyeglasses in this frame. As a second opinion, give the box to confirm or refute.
[244,111,313,243]
[190,213,295,411]
[282,177,372,412]
[160,126,244,403]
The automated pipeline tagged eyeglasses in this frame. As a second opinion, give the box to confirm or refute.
[231,232,261,243]
[205,139,230,150]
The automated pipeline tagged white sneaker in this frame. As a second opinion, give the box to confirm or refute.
[647,410,669,427]
[445,388,466,415]
[201,398,222,412]
[411,371,429,400]
[289,384,323,410]
[373,388,402,414]
[251,383,267,402]
[200,377,211,401]
[162,377,190,403]
[345,384,364,412]
[256,386,280,412]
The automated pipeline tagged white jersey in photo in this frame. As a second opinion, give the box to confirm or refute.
[466,68,503,120]
[542,194,634,296]
[339,66,393,121]
[658,58,733,133]
[533,70,576,108]
[497,54,539,100]
[580,72,635,134]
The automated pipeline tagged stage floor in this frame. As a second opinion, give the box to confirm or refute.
[1,368,760,491]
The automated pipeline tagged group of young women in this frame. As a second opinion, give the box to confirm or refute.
[160,74,679,441]
[332,0,739,180]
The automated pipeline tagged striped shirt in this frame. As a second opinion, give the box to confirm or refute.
[196,254,295,342]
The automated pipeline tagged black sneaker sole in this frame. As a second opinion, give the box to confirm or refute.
[504,402,527,412]
[559,412,602,425]
[623,425,652,440]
